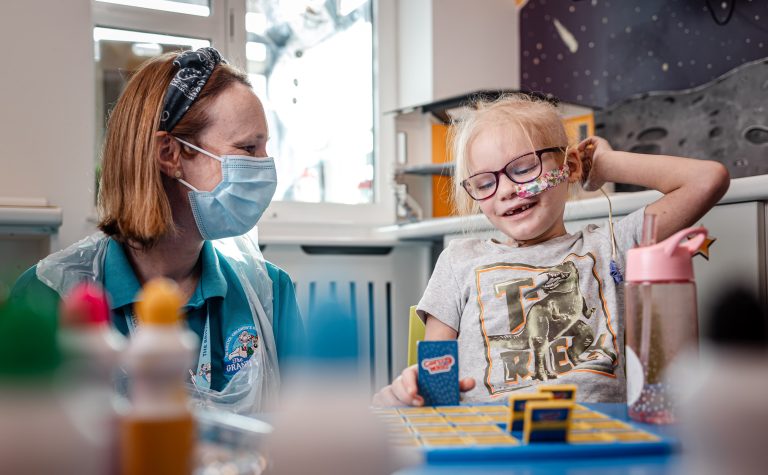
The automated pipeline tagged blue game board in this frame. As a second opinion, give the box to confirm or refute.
[373,403,678,464]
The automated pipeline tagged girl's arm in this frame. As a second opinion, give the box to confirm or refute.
[578,136,730,241]
[371,314,475,406]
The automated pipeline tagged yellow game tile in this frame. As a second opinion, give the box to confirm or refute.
[390,438,422,447]
[568,431,614,443]
[582,409,609,418]
[508,393,554,431]
[406,416,448,425]
[537,384,578,401]
[572,404,588,411]
[569,421,591,431]
[420,436,470,446]
[585,420,631,430]
[444,415,493,424]
[485,415,509,424]
[472,405,509,414]
[612,431,660,442]
[412,425,457,435]
[469,435,519,445]
[573,411,609,420]
[385,425,413,434]
[454,424,504,434]
[572,411,597,420]
[378,413,406,420]
[436,406,475,414]
[397,407,438,415]
[522,400,574,444]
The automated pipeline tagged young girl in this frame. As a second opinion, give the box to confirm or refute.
[374,94,729,405]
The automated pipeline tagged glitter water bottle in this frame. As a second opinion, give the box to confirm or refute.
[624,214,707,424]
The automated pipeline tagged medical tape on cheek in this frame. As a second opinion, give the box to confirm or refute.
[514,164,571,198]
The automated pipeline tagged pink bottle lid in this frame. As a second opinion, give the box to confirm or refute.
[625,226,708,283]
[60,282,111,326]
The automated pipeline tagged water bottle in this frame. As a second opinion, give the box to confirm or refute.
[624,214,707,424]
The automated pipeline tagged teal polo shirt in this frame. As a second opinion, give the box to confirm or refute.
[10,238,303,392]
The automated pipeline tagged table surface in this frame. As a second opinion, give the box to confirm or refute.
[393,403,684,475]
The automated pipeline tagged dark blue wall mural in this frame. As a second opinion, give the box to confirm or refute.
[520,0,768,108]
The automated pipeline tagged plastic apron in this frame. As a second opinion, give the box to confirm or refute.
[36,231,280,415]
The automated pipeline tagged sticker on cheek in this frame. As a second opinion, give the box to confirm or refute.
[515,163,570,198]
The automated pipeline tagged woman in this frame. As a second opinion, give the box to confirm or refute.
[10,47,302,413]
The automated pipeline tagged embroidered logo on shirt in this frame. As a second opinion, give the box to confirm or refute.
[224,325,259,377]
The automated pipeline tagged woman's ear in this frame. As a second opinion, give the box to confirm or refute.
[565,147,583,185]
[154,131,181,177]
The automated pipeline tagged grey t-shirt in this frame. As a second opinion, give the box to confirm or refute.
[417,208,645,403]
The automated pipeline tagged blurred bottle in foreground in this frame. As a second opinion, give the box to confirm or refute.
[676,285,768,475]
[0,295,98,473]
[624,214,706,424]
[120,278,198,475]
[58,282,126,474]
[265,299,400,475]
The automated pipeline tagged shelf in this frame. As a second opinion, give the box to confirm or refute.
[388,89,597,124]
[375,175,768,241]
[0,203,62,235]
[396,163,454,176]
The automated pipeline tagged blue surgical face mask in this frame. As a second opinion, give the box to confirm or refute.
[173,137,277,240]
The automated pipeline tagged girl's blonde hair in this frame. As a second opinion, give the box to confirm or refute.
[449,93,571,216]
[97,52,250,248]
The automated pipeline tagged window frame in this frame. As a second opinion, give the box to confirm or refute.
[93,0,229,50]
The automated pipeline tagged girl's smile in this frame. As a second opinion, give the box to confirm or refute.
[500,198,539,219]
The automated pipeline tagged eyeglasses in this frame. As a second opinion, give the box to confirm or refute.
[461,147,565,201]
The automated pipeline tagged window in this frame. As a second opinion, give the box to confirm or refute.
[96,0,211,17]
[245,0,374,204]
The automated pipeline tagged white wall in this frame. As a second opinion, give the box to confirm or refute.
[395,0,520,109]
[0,0,96,251]
[396,0,433,109]
[432,0,519,100]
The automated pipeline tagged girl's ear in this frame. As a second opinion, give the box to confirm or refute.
[565,147,583,185]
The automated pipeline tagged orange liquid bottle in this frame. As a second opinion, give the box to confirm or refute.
[120,278,199,475]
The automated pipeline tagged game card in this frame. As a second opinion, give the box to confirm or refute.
[418,340,460,406]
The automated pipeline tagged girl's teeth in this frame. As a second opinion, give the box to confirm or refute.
[505,203,534,216]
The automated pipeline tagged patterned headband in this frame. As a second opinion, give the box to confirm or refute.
[159,47,224,132]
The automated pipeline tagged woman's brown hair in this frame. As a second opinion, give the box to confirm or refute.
[97,52,250,248]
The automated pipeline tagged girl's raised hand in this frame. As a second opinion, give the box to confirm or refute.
[576,136,614,191]
[372,364,476,407]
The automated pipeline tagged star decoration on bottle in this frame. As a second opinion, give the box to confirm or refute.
[693,236,716,260]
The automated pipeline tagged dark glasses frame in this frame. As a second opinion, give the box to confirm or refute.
[461,147,565,201]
